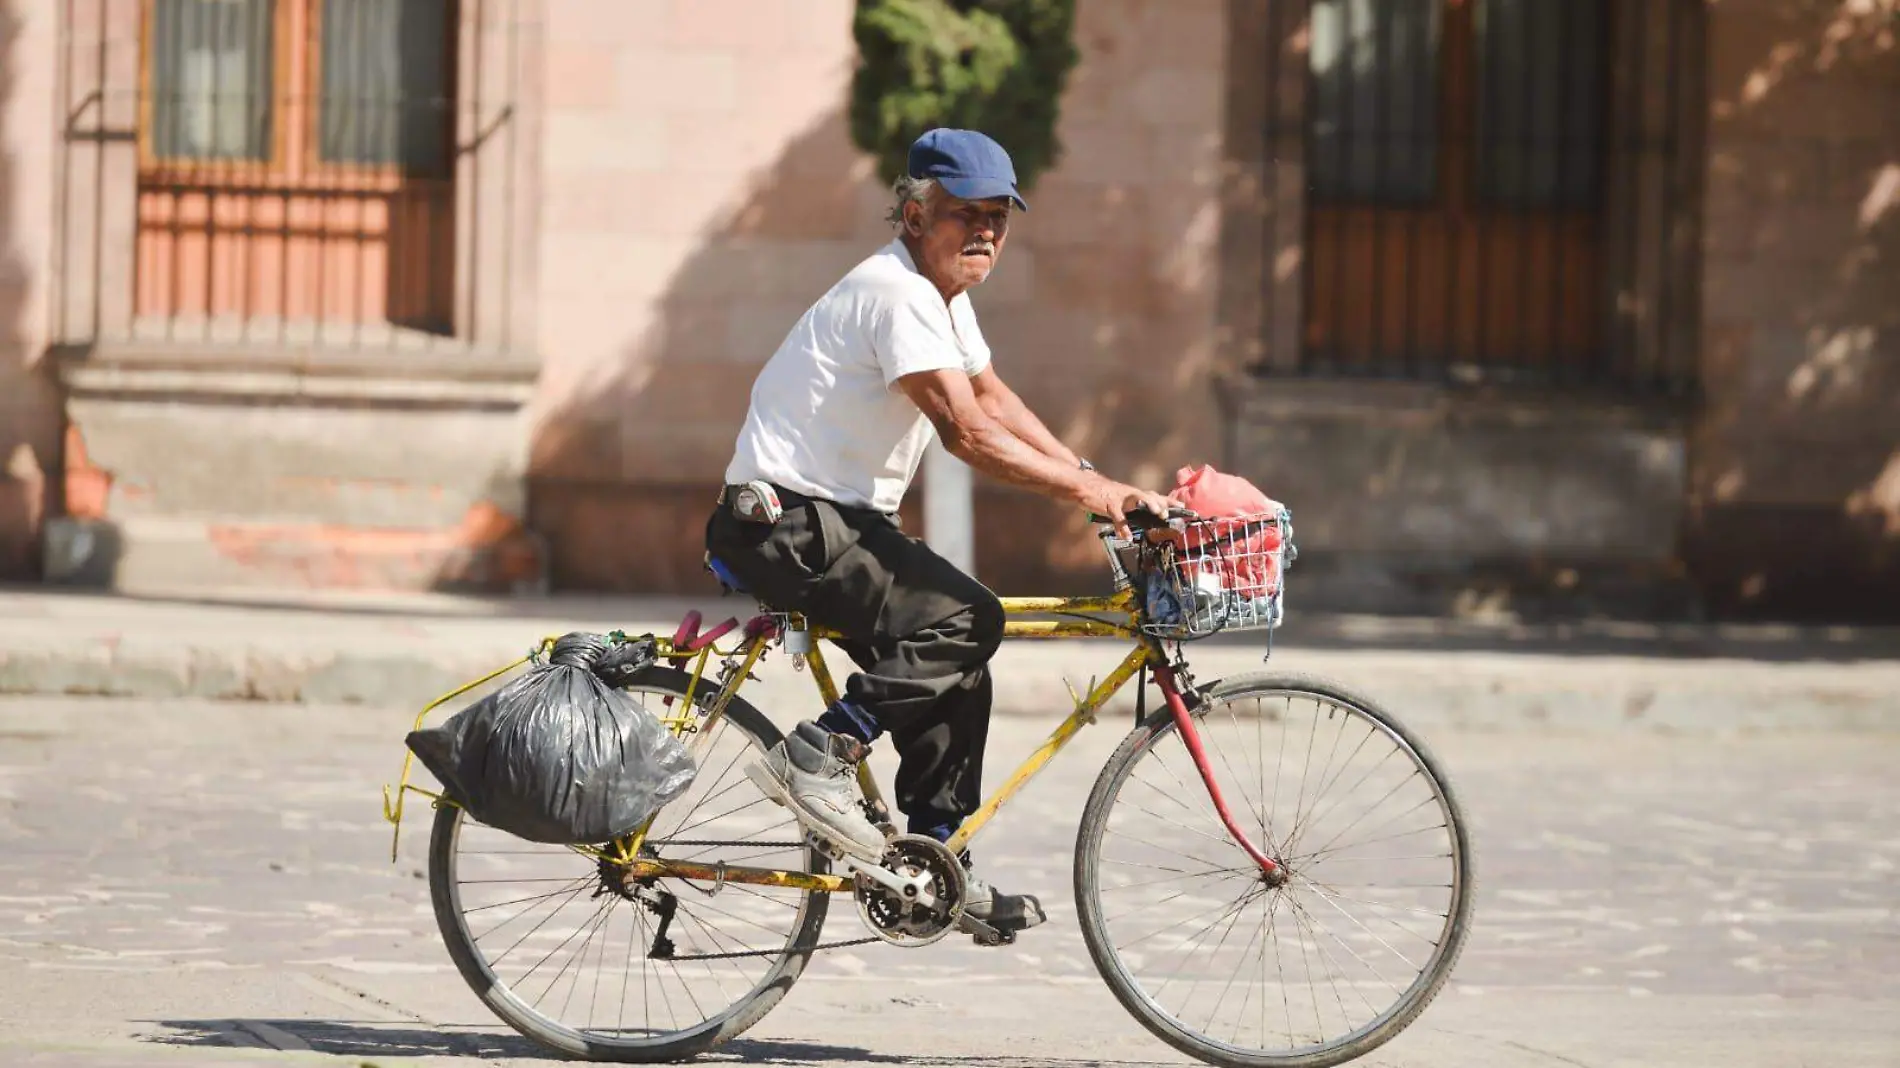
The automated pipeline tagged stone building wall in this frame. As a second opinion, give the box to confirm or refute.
[1687,0,1900,619]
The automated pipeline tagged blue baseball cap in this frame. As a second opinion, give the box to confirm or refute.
[906,128,1029,212]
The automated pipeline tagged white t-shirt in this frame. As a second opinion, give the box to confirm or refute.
[724,238,991,513]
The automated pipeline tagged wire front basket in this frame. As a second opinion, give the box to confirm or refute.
[1106,508,1295,641]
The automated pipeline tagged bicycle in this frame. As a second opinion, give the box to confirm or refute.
[382,506,1474,1067]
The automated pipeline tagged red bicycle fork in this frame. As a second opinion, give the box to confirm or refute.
[1150,664,1287,886]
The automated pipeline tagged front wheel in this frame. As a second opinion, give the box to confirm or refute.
[1074,671,1474,1068]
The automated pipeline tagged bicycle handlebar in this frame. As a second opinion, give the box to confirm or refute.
[1086,505,1198,532]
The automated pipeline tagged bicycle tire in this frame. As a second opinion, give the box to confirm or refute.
[428,665,830,1062]
[1073,670,1475,1068]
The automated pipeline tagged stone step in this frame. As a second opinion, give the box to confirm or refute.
[66,395,527,530]
[42,512,547,595]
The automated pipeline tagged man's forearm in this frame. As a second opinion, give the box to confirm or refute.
[939,416,1096,504]
[979,390,1080,468]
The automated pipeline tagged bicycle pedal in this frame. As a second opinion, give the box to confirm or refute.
[805,831,848,862]
[960,915,1015,948]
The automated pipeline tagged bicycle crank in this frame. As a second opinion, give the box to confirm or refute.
[845,833,966,948]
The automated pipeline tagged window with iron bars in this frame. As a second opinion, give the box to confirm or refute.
[133,0,458,343]
[1270,0,1698,396]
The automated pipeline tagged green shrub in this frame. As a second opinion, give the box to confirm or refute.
[848,0,1080,192]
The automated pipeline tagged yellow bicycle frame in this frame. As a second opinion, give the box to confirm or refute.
[618,588,1163,893]
[384,588,1167,896]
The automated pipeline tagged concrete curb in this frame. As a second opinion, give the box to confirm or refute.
[0,643,510,706]
[2,589,1896,732]
[3,636,1897,734]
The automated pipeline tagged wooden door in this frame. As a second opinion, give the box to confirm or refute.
[1302,0,1610,380]
[136,0,456,336]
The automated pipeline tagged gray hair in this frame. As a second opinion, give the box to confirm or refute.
[885,175,939,227]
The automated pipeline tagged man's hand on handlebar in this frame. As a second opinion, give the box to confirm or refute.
[1080,479,1185,540]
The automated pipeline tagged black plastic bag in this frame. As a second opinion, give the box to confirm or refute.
[405,632,698,844]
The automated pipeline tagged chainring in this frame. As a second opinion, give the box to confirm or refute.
[854,833,966,947]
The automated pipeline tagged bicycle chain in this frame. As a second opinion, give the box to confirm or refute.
[656,935,882,962]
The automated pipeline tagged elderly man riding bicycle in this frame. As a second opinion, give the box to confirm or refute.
[703,128,1179,941]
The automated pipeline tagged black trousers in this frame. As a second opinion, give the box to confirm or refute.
[704,489,1004,835]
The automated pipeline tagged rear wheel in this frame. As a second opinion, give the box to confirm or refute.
[1074,671,1474,1068]
[428,667,830,1062]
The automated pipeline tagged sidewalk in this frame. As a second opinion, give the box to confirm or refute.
[2,585,1896,732]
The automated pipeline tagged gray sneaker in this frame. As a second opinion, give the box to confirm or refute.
[744,721,889,862]
[958,854,1047,940]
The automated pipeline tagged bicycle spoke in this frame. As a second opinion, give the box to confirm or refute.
[1102,872,1250,928]
[1293,698,1352,853]
[543,896,615,1019]
[1203,889,1268,1040]
[667,816,802,863]
[585,894,615,1030]
[658,734,755,832]
[1293,819,1447,865]
[480,880,594,960]
[1169,894,1262,1032]
[1296,874,1447,943]
[673,909,747,1008]
[1138,745,1228,832]
[1290,881,1325,1043]
[1150,886,1263,1001]
[1270,695,1291,857]
[1283,890,1378,1024]
[1286,746,1405,859]
[1102,855,1224,875]
[1302,880,1423,975]
[1115,797,1248,852]
[1256,697,1270,854]
[1286,695,1324,861]
[463,882,593,916]
[1293,889,1408,1001]
[668,794,780,842]
[1293,769,1424,864]
[460,847,596,855]
[1096,865,1251,895]
[1207,703,1268,849]
[1251,897,1269,1049]
[1268,890,1295,1046]
[680,892,808,944]
[1115,880,1261,955]
[518,897,612,1002]
[641,907,683,1032]
[1310,852,1454,864]
[618,885,636,1036]
[721,882,803,911]
[1103,826,1236,874]
[1284,721,1381,850]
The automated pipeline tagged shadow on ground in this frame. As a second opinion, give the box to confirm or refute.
[144,1019,545,1059]
[143,1017,1179,1066]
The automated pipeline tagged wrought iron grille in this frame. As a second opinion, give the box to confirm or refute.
[1263,0,1700,396]
[55,0,529,356]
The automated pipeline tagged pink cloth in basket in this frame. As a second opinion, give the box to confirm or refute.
[1166,464,1285,594]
